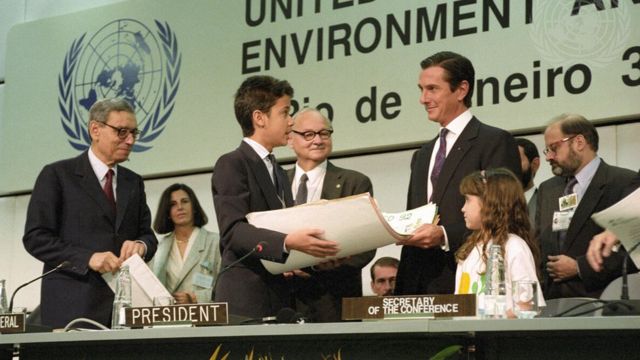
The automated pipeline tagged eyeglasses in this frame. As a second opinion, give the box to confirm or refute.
[101,122,140,140]
[291,129,333,141]
[543,135,576,155]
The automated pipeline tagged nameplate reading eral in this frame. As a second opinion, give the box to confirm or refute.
[342,294,476,320]
[0,313,25,334]
[125,303,228,327]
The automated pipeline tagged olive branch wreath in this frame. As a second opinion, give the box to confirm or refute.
[58,20,181,152]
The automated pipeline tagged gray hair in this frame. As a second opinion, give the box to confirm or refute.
[88,98,135,124]
[293,108,332,128]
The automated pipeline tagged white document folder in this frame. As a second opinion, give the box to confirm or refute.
[102,254,172,307]
[248,193,437,274]
[592,186,640,267]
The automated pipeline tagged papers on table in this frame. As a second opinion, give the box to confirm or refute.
[591,187,640,267]
[102,254,172,307]
[247,193,437,274]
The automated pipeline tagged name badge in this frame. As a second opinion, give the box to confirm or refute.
[552,211,574,232]
[559,193,577,211]
[199,260,213,274]
[193,272,214,289]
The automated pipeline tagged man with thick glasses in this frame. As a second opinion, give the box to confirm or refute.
[23,98,157,328]
[286,108,375,322]
[535,113,636,299]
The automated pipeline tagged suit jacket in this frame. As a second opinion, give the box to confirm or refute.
[211,141,294,318]
[536,160,636,299]
[151,227,222,303]
[287,161,376,322]
[395,117,521,295]
[23,151,157,328]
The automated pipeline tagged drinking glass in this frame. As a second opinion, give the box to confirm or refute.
[512,280,538,319]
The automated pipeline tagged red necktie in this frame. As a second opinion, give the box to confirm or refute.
[103,169,116,212]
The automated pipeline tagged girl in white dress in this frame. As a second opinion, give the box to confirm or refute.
[454,168,545,317]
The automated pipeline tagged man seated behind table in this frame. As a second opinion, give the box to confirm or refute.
[370,257,399,296]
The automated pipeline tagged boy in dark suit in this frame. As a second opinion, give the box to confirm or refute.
[212,76,338,319]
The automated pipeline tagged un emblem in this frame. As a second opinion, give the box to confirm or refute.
[58,19,181,152]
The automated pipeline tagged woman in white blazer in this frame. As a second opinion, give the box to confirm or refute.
[151,183,221,304]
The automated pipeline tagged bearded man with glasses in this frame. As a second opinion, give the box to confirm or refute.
[535,113,635,300]
[23,98,157,329]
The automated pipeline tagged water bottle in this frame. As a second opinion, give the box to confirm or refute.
[0,279,8,313]
[111,266,132,329]
[484,244,507,319]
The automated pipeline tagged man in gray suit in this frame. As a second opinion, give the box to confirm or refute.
[287,108,375,322]
[516,138,541,227]
[23,98,157,328]
[536,114,636,299]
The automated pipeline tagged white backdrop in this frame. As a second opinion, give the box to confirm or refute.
[0,0,638,312]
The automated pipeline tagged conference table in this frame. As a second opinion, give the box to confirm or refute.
[1,316,639,359]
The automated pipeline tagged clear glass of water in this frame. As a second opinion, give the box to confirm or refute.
[512,280,539,319]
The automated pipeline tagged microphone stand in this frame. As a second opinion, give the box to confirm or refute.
[8,261,70,313]
[211,242,266,300]
[603,242,640,316]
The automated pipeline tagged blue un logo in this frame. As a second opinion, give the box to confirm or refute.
[58,19,181,152]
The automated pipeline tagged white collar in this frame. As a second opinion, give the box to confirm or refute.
[243,137,271,160]
[574,156,601,189]
[295,160,327,183]
[442,109,473,136]
[88,147,117,180]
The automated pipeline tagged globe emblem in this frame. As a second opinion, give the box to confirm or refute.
[58,19,181,152]
[529,2,630,68]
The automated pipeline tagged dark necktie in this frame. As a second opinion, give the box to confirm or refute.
[103,169,116,213]
[295,173,309,205]
[563,176,578,196]
[558,176,578,249]
[267,154,285,205]
[429,128,449,202]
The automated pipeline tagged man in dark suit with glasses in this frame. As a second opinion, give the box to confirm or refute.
[23,98,157,328]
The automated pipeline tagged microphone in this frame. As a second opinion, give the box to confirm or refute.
[240,307,306,325]
[621,241,640,301]
[8,261,71,313]
[275,307,306,324]
[603,242,640,316]
[212,241,267,298]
